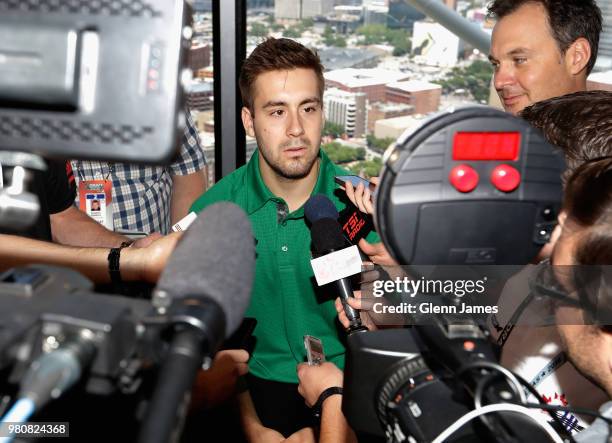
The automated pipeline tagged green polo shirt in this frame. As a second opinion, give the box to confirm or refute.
[190,149,379,383]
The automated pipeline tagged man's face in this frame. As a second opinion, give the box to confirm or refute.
[242,68,323,180]
[552,228,612,397]
[489,3,577,115]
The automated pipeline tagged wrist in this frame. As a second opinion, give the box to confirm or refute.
[312,386,343,419]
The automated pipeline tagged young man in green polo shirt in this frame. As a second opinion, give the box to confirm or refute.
[189,37,382,438]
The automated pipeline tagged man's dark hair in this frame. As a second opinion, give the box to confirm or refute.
[562,158,612,324]
[520,90,612,183]
[239,38,325,113]
[487,0,602,75]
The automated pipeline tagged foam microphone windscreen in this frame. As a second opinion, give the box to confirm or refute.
[304,194,339,224]
[305,195,346,255]
[156,202,255,337]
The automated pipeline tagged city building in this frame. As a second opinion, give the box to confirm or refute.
[302,0,334,18]
[275,0,301,19]
[387,0,426,31]
[319,47,382,70]
[327,8,363,34]
[386,80,442,114]
[324,68,410,102]
[188,44,211,72]
[374,114,426,139]
[412,21,461,67]
[364,4,389,25]
[588,70,612,92]
[186,81,214,112]
[367,101,414,133]
[597,0,612,71]
[324,88,368,138]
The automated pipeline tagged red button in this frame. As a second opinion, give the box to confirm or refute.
[491,164,521,192]
[449,164,479,193]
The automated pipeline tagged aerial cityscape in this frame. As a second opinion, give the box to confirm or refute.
[186,0,612,181]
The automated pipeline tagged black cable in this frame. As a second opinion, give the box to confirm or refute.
[458,361,575,442]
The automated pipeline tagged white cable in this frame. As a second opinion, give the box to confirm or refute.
[431,403,564,443]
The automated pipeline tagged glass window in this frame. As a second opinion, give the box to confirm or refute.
[189,1,215,185]
[246,0,493,178]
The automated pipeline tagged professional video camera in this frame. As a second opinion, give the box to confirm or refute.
[0,3,256,442]
[0,0,192,232]
[342,107,571,442]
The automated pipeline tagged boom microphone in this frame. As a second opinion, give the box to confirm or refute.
[139,202,255,443]
[305,195,367,334]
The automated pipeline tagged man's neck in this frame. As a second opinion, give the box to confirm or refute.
[260,158,320,213]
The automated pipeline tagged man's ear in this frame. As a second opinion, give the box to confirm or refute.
[565,38,591,76]
[241,107,255,138]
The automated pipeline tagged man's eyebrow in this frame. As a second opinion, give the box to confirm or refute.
[507,47,531,56]
[262,100,287,109]
[261,97,321,108]
[300,97,321,106]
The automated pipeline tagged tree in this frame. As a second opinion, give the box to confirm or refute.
[439,60,494,103]
[349,158,383,177]
[323,25,346,47]
[301,18,314,28]
[356,24,387,45]
[366,135,395,153]
[323,121,345,138]
[322,142,366,164]
[284,27,302,38]
[250,22,268,38]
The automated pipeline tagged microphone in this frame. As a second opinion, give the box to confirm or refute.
[305,195,368,334]
[138,202,255,443]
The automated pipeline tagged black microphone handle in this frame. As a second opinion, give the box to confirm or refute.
[137,327,206,443]
[336,278,368,334]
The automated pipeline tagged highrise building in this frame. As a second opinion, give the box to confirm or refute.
[275,0,301,19]
[302,0,334,18]
[324,88,368,138]
[596,0,612,70]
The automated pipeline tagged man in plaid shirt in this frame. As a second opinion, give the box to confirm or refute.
[72,112,207,235]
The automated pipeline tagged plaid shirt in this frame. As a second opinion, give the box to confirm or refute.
[72,113,207,235]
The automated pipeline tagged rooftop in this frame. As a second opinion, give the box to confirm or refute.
[387,80,442,92]
[324,68,410,88]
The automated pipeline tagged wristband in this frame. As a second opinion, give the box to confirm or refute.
[108,241,133,285]
[312,386,343,419]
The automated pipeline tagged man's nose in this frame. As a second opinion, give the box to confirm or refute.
[494,64,515,91]
[286,110,305,137]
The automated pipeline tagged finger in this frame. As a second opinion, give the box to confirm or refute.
[223,349,250,363]
[345,297,363,310]
[363,187,374,214]
[236,363,250,376]
[345,181,357,206]
[358,238,377,256]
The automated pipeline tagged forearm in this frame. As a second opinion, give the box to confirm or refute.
[171,169,207,225]
[319,396,357,443]
[0,235,144,283]
[50,206,127,248]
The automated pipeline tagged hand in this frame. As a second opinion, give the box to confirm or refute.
[343,177,379,215]
[131,232,163,248]
[335,291,378,331]
[125,232,181,283]
[190,349,249,410]
[297,362,343,407]
[359,238,397,266]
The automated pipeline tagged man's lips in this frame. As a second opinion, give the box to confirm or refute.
[501,94,523,106]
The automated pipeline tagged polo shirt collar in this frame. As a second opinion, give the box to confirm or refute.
[245,149,336,217]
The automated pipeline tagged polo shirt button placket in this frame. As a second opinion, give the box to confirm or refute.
[281,245,288,252]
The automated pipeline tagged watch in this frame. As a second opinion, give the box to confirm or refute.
[312,386,343,419]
